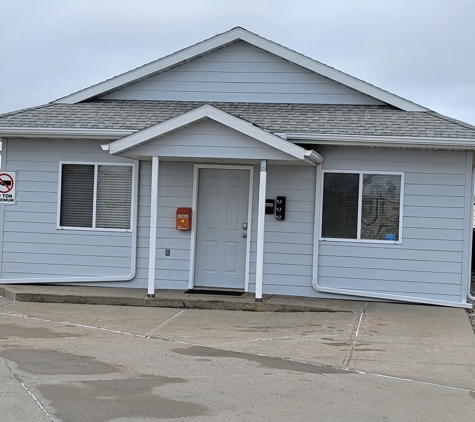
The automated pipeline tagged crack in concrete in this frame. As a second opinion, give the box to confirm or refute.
[342,301,367,370]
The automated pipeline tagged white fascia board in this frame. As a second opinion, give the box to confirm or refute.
[286,132,475,150]
[54,27,426,111]
[108,105,316,162]
[0,127,135,140]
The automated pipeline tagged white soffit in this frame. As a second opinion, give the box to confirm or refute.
[107,105,323,163]
[54,28,426,112]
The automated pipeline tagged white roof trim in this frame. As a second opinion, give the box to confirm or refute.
[286,132,475,150]
[54,27,426,112]
[0,127,135,140]
[107,105,323,163]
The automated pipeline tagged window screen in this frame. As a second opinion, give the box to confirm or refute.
[322,173,359,239]
[60,163,132,230]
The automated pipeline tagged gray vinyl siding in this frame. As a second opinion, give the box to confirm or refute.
[316,146,467,303]
[128,119,297,161]
[1,137,469,304]
[101,41,383,105]
[134,163,317,293]
[248,165,316,294]
[134,161,194,290]
[0,138,134,280]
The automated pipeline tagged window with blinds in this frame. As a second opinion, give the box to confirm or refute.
[322,171,402,242]
[60,163,133,230]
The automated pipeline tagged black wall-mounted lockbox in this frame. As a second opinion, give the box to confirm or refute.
[265,199,275,214]
[276,196,286,220]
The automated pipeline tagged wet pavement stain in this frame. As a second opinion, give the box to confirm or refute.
[39,377,209,422]
[0,349,118,375]
[470,391,475,400]
[0,323,81,339]
[172,345,350,374]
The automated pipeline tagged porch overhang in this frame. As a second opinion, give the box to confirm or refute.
[104,105,323,165]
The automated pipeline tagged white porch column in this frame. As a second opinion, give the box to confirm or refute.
[255,159,267,302]
[147,156,159,298]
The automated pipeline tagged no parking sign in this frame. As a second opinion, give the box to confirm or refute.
[0,171,16,204]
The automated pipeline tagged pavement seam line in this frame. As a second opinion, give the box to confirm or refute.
[0,356,56,421]
[343,301,367,370]
[166,339,475,393]
[2,309,474,394]
[0,311,148,338]
[144,309,185,336]
[353,370,475,393]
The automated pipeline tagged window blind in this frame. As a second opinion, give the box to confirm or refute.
[60,164,94,227]
[322,173,359,239]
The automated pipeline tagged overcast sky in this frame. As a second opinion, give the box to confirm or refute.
[1,0,474,125]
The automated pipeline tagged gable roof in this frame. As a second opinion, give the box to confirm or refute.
[54,27,427,112]
[105,104,323,164]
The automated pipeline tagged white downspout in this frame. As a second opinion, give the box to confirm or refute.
[0,160,140,285]
[312,163,472,309]
[468,167,475,301]
[255,160,267,302]
[147,157,159,298]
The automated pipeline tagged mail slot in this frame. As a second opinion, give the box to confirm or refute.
[176,208,192,231]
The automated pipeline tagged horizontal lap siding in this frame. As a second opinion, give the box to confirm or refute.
[1,139,134,280]
[249,165,316,294]
[134,161,194,289]
[101,41,383,105]
[317,147,467,303]
[130,119,293,160]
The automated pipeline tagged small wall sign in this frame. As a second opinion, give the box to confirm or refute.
[0,171,16,204]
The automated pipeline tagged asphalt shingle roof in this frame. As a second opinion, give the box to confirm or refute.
[1,100,475,139]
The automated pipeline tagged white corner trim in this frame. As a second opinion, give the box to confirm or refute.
[53,27,426,111]
[107,104,323,163]
[287,133,475,149]
[0,127,135,140]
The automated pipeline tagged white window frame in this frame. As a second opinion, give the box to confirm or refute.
[320,170,404,244]
[57,161,137,232]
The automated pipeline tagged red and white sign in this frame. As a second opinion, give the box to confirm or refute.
[0,171,16,204]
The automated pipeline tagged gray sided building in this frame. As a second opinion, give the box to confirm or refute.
[1,27,475,308]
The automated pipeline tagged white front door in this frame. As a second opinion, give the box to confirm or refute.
[194,168,250,289]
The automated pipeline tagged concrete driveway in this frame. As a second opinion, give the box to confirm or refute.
[1,296,475,421]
